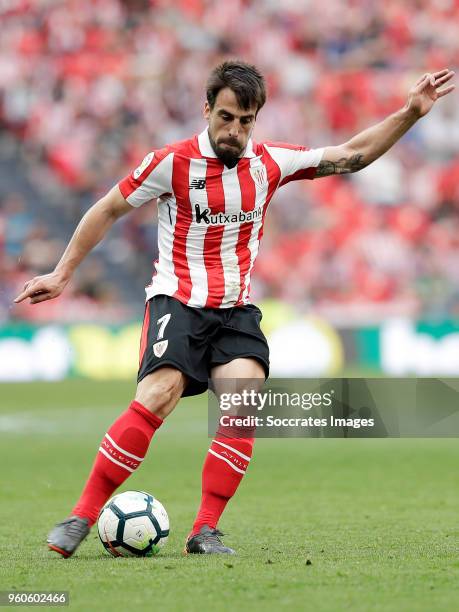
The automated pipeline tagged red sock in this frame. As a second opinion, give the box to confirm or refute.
[191,425,255,535]
[72,400,162,526]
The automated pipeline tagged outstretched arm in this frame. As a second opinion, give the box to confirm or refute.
[14,185,133,304]
[315,68,455,178]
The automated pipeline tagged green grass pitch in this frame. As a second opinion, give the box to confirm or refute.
[1,380,459,611]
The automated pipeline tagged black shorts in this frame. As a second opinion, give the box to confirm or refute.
[137,294,270,397]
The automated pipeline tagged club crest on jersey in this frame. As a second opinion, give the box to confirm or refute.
[250,164,267,187]
[153,340,168,358]
[133,152,154,179]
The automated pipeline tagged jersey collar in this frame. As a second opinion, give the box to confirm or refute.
[198,128,255,159]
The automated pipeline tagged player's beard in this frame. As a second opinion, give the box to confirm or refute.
[209,133,244,168]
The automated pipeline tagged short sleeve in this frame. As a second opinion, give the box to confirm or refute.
[264,142,324,186]
[118,148,174,207]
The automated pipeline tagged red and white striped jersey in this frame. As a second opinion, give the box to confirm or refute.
[119,129,323,308]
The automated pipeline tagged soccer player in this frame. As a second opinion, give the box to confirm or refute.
[15,61,454,556]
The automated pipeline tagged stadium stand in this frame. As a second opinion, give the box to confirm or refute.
[1,0,458,323]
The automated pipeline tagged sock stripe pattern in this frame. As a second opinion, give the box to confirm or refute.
[207,450,246,474]
[105,432,145,461]
[98,447,137,473]
[212,439,251,462]
[99,432,145,473]
[208,440,250,474]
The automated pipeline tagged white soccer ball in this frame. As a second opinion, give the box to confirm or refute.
[97,490,169,557]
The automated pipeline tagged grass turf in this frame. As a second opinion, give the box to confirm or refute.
[1,380,459,611]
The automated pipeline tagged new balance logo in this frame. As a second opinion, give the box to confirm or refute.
[190,178,206,190]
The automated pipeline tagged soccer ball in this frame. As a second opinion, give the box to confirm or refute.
[98,490,169,557]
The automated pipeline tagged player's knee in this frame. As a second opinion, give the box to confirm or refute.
[135,368,186,418]
[136,380,179,417]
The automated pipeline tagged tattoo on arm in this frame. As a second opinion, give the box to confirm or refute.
[316,153,366,177]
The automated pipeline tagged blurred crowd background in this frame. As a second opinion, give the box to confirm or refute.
[1,0,459,324]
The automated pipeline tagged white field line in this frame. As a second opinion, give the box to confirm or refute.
[0,407,106,434]
[0,409,206,435]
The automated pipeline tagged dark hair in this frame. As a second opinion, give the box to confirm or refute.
[206,60,266,114]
